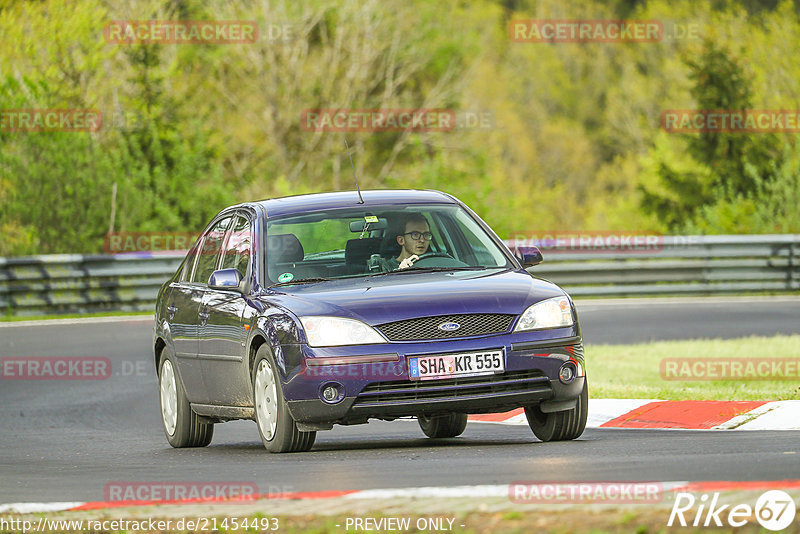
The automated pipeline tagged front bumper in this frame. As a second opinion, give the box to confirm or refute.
[283,330,586,425]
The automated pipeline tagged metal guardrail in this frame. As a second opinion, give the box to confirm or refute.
[522,234,799,296]
[0,235,798,316]
[0,253,184,316]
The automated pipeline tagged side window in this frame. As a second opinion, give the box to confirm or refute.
[221,215,251,275]
[178,234,203,282]
[191,217,232,284]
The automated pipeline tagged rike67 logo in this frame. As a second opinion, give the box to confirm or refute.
[669,490,796,531]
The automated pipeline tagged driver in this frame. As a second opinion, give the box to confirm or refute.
[381,213,432,271]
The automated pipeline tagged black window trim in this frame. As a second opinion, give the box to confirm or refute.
[219,209,255,283]
[188,214,234,286]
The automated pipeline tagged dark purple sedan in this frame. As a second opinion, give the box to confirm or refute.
[154,190,587,453]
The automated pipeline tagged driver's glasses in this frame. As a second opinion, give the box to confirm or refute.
[404,231,433,241]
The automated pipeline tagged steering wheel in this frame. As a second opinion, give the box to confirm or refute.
[410,252,468,268]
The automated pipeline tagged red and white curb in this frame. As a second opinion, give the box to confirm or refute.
[468,400,800,430]
[3,481,800,515]
[1,400,796,515]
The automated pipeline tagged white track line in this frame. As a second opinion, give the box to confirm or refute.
[0,502,84,514]
[0,316,153,328]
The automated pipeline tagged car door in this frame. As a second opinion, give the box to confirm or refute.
[171,215,232,403]
[163,243,206,400]
[199,213,253,406]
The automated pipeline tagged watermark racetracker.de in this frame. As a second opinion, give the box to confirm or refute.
[0,357,111,380]
[509,20,700,43]
[104,232,200,253]
[0,357,151,379]
[300,108,494,132]
[508,231,669,254]
[510,481,664,504]
[303,359,406,380]
[0,516,280,533]
[103,481,262,503]
[0,109,102,132]
[660,358,800,381]
[104,20,259,44]
[301,109,456,132]
[661,109,800,133]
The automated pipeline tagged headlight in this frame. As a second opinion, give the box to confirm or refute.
[299,316,387,347]
[513,296,574,331]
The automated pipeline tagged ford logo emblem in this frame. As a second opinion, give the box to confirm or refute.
[438,322,460,332]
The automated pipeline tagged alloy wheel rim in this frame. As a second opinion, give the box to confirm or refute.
[159,360,178,436]
[254,359,278,441]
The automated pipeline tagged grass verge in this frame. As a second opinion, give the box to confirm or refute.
[587,335,800,400]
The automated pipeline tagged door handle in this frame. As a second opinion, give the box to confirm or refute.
[167,305,178,320]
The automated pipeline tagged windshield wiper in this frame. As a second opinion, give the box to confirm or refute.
[268,277,330,288]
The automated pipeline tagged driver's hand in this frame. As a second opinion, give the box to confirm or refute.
[398,255,419,270]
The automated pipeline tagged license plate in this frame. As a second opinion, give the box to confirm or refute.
[408,350,504,380]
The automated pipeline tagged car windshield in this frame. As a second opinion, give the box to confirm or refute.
[265,204,512,284]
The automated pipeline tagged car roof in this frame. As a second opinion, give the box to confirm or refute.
[246,189,459,218]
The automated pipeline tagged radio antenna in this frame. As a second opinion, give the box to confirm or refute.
[345,139,364,204]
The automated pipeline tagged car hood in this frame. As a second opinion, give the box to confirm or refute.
[260,269,566,326]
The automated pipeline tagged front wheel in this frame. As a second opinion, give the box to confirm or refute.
[158,350,213,448]
[418,413,468,438]
[252,346,316,453]
[525,380,588,442]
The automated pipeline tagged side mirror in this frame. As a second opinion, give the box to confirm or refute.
[514,246,543,268]
[208,268,244,292]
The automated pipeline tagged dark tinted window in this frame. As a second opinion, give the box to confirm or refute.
[191,216,232,284]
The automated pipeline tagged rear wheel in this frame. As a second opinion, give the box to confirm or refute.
[158,350,213,448]
[252,345,316,453]
[418,413,468,438]
[525,380,588,442]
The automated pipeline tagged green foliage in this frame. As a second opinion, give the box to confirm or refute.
[640,39,758,227]
[1,0,799,256]
[636,1,800,233]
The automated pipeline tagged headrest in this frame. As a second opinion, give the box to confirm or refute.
[379,234,401,257]
[268,233,304,263]
[345,237,382,269]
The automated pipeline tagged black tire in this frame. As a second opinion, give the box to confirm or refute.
[418,413,468,438]
[158,349,213,448]
[525,380,588,442]
[252,345,316,453]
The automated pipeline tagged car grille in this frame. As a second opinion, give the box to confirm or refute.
[376,313,515,341]
[352,369,550,408]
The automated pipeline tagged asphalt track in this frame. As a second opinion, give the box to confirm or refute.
[1,297,798,504]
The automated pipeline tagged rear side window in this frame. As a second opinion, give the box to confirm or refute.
[221,215,252,276]
[191,216,232,284]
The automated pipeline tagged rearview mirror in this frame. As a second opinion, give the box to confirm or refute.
[208,268,244,292]
[514,246,543,268]
[349,218,388,232]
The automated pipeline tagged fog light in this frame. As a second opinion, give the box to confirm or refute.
[321,383,343,404]
[559,362,577,384]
